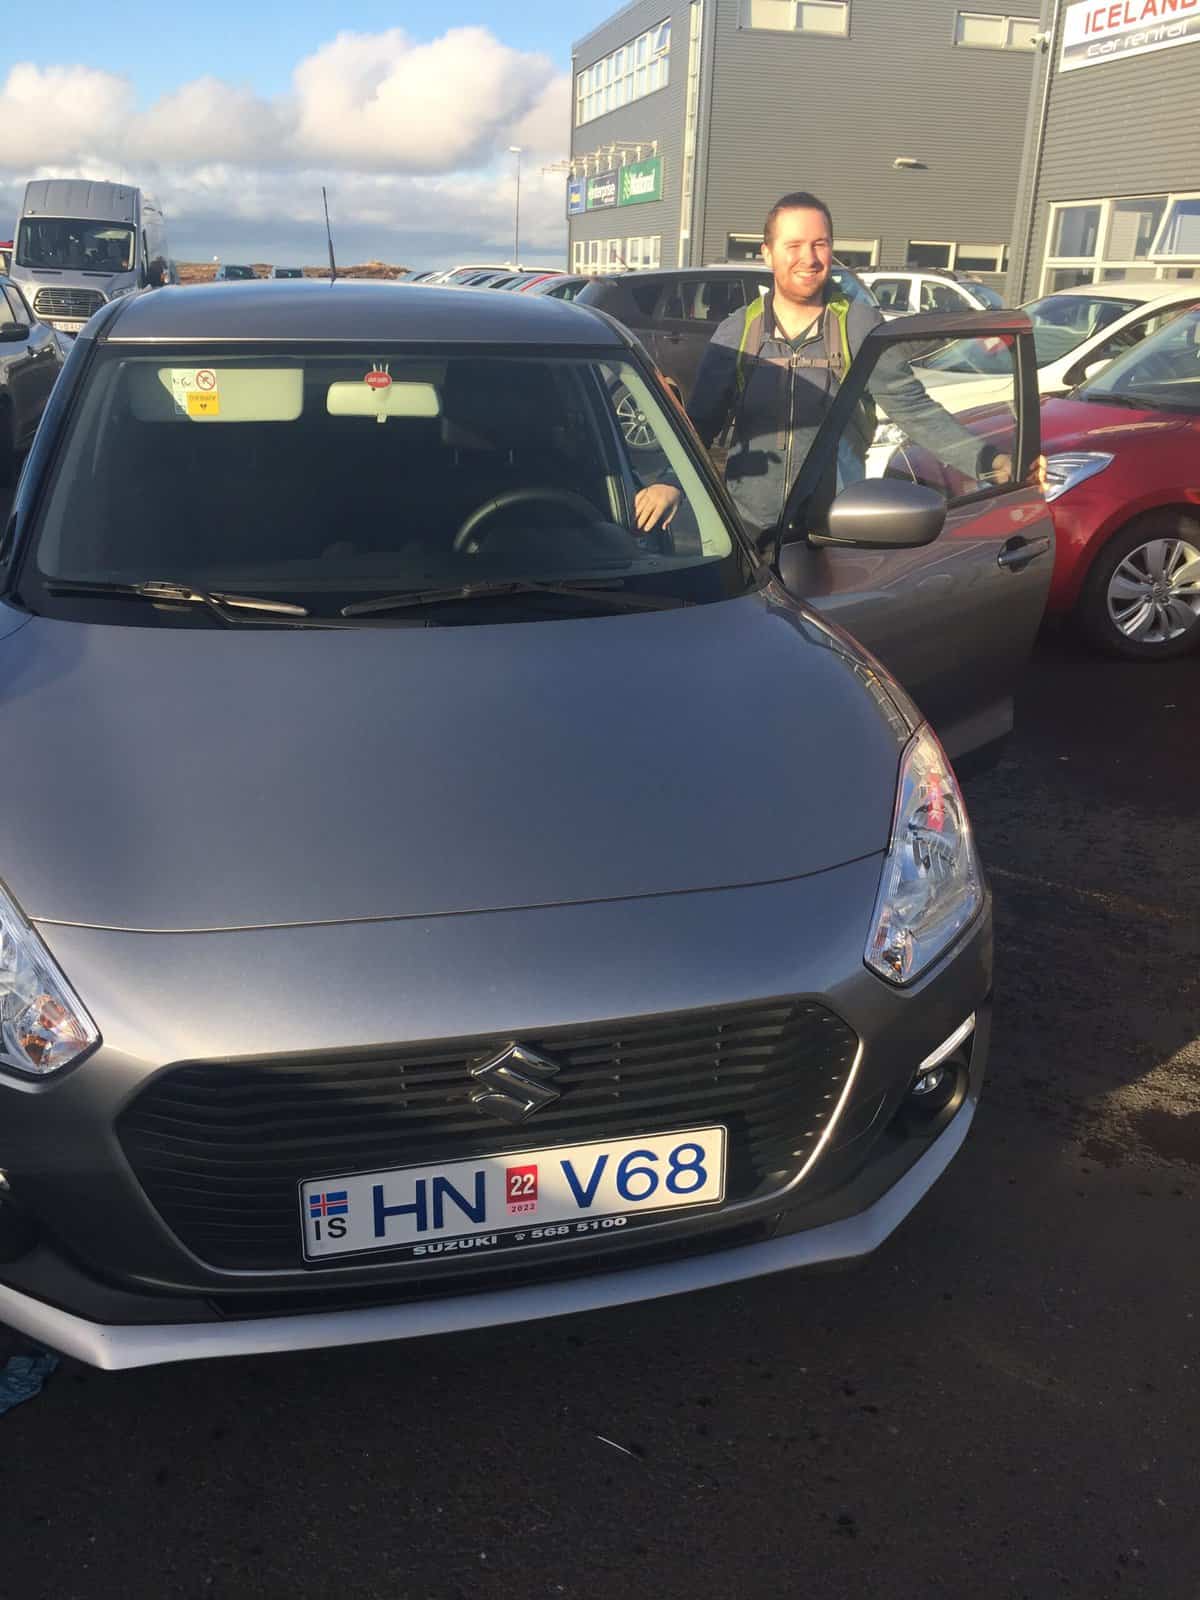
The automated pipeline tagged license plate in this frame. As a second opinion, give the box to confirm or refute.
[50,320,84,335]
[300,1126,726,1262]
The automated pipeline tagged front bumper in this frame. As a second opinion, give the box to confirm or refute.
[0,1079,981,1369]
[0,862,992,1367]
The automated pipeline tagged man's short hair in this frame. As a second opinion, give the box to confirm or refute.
[764,192,834,245]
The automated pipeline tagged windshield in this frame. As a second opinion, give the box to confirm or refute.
[16,218,135,273]
[23,350,753,625]
[918,292,1141,375]
[1078,306,1200,413]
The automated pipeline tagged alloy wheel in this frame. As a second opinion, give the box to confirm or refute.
[1106,536,1200,645]
[612,385,658,452]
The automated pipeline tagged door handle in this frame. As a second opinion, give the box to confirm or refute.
[997,535,1050,571]
[663,332,683,343]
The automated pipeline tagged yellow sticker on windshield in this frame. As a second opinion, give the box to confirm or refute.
[185,389,220,418]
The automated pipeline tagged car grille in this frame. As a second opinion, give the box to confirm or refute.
[32,286,105,320]
[118,999,859,1270]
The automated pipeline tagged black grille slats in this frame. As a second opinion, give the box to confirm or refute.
[33,286,105,319]
[118,999,857,1269]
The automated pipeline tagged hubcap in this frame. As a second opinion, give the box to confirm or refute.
[614,388,657,451]
[1106,536,1200,644]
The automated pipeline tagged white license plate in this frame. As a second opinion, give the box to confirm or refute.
[300,1126,726,1262]
[50,320,84,335]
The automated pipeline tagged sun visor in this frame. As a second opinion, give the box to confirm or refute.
[129,365,304,423]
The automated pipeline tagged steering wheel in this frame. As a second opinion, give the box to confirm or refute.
[452,487,609,554]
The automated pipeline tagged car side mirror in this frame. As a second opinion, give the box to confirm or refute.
[0,324,27,344]
[808,478,947,550]
[1081,358,1110,382]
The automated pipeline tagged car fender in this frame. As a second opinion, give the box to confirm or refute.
[1051,482,1200,609]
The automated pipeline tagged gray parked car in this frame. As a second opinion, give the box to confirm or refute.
[0,282,1050,1368]
[0,275,64,483]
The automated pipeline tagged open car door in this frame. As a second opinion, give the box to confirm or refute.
[774,309,1053,762]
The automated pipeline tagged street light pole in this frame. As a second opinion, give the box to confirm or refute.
[509,146,523,269]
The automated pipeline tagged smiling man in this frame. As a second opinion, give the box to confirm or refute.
[635,190,1011,540]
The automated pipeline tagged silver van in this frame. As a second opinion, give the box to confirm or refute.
[10,180,169,338]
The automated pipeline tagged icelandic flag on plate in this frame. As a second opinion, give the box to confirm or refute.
[308,1190,349,1219]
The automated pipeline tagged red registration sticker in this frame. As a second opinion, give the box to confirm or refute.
[506,1164,539,1214]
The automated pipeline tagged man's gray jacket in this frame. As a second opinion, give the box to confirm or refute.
[685,285,994,535]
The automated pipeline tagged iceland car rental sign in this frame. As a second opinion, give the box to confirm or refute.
[1060,0,1200,70]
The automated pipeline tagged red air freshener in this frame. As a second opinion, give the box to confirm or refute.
[365,369,392,390]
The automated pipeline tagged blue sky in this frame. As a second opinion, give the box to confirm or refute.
[37,0,613,98]
[0,2,621,266]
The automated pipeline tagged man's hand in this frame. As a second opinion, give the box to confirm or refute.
[634,483,682,532]
[983,452,1014,486]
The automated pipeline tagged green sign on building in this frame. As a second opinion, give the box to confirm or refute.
[618,157,663,207]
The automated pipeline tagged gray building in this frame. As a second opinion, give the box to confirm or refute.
[567,0,1043,283]
[1008,0,1200,300]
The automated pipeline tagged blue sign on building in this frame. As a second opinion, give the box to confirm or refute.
[567,178,586,216]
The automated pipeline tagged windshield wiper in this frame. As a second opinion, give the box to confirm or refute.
[341,578,690,617]
[1074,389,1149,408]
[44,578,315,625]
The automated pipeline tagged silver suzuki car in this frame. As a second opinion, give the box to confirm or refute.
[0,282,1051,1368]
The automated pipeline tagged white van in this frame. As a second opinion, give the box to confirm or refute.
[10,180,169,337]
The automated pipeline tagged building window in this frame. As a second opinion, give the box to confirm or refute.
[605,239,625,269]
[743,0,850,34]
[1052,205,1102,260]
[576,20,671,125]
[626,236,662,269]
[1042,194,1200,291]
[955,244,1006,274]
[907,241,954,270]
[954,12,1039,49]
[834,238,879,269]
[1152,196,1200,262]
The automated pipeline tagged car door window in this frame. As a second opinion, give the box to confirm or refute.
[920,280,968,313]
[656,277,745,324]
[869,277,912,313]
[3,288,32,331]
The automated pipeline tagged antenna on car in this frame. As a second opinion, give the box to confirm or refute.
[322,186,338,283]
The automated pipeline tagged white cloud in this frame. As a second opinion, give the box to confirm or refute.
[290,28,554,173]
[0,64,133,168]
[0,29,572,265]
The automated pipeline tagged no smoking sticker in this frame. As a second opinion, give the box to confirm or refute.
[166,366,222,417]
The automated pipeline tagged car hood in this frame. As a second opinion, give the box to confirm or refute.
[0,595,906,932]
[1040,395,1195,451]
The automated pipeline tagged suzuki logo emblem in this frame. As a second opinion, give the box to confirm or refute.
[469,1043,562,1124]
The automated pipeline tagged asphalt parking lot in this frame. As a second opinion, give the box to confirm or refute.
[1,559,1197,1596]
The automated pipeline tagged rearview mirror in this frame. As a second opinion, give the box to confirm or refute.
[809,477,947,550]
[1081,358,1110,382]
[0,325,27,344]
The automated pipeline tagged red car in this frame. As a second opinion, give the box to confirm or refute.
[1040,304,1200,659]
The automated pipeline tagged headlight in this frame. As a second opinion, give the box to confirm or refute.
[0,883,98,1076]
[866,727,983,985]
[872,422,909,449]
[1043,451,1113,504]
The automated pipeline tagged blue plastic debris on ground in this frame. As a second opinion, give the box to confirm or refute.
[0,1349,59,1414]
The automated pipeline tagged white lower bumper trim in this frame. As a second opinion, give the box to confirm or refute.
[0,1099,974,1371]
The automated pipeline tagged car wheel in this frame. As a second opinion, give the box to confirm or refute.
[610,382,659,452]
[1077,512,1200,660]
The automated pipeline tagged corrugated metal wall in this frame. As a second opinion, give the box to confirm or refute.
[1008,0,1200,299]
[569,0,693,268]
[698,0,1036,268]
